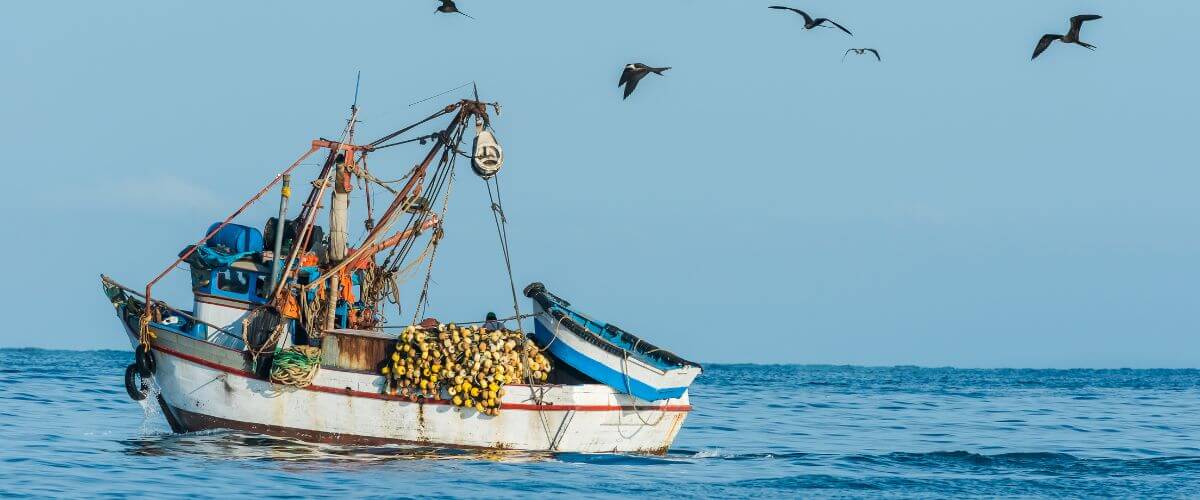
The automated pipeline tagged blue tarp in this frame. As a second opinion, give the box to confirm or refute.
[179,245,257,270]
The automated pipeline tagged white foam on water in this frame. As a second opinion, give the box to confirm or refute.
[136,379,170,435]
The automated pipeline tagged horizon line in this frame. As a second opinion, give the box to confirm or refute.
[1,346,1196,371]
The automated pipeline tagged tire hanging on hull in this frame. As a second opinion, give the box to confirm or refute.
[134,344,156,377]
[124,363,149,401]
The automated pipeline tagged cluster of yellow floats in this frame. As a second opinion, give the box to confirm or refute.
[382,324,552,416]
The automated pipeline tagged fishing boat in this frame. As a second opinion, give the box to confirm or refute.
[100,88,700,454]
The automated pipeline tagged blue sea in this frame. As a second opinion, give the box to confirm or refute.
[1,349,1198,498]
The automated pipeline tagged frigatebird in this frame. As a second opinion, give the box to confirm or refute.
[436,0,473,19]
[1032,15,1102,60]
[843,48,881,62]
[768,6,853,36]
[618,63,670,100]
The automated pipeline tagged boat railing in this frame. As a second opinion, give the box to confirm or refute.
[601,323,701,370]
[102,274,247,349]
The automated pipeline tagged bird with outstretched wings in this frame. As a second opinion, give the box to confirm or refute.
[843,48,881,62]
[768,6,853,36]
[619,63,670,99]
[1032,14,1101,60]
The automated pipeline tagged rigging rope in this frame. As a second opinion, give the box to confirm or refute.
[478,167,555,444]
[412,120,467,323]
[620,351,669,426]
[377,312,537,328]
[367,106,455,148]
[407,82,474,107]
[241,307,286,365]
[484,175,523,332]
[371,131,443,151]
[356,168,402,195]
[378,123,460,277]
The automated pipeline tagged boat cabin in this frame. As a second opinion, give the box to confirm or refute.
[181,221,364,347]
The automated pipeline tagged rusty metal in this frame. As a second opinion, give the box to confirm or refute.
[271,148,340,301]
[295,145,341,227]
[350,215,440,266]
[311,138,370,153]
[320,329,396,372]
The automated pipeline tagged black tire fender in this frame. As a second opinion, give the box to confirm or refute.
[135,344,156,377]
[124,363,149,401]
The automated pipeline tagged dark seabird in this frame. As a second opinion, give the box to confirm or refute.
[842,48,881,62]
[436,0,473,19]
[768,6,853,36]
[618,63,670,100]
[1032,15,1102,60]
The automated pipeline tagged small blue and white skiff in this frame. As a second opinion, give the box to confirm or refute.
[524,283,702,402]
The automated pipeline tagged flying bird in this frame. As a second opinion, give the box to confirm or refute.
[618,63,670,100]
[1032,15,1102,60]
[842,48,881,62]
[436,0,473,19]
[768,6,853,36]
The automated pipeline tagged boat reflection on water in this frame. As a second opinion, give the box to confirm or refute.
[120,430,554,465]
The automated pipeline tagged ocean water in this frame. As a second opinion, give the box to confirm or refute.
[1,349,1198,498]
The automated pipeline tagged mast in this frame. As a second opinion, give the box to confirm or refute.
[325,76,360,331]
[268,174,291,291]
[331,72,361,263]
[281,96,480,335]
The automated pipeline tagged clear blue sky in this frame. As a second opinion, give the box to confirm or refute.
[2,1,1196,367]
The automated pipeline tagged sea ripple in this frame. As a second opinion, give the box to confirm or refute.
[1,349,1198,498]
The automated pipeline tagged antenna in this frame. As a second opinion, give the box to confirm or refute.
[472,81,480,103]
[352,71,361,111]
[345,71,361,140]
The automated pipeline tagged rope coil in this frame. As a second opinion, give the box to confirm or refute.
[269,346,322,388]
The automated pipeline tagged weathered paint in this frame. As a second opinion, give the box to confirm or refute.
[320,328,395,372]
[119,315,691,454]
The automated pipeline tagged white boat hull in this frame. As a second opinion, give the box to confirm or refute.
[122,321,691,454]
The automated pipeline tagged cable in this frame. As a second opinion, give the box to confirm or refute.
[407,81,473,107]
[484,175,523,332]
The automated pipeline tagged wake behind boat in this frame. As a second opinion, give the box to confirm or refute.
[100,89,701,453]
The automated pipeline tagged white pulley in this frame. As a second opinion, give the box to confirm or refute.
[472,128,503,179]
